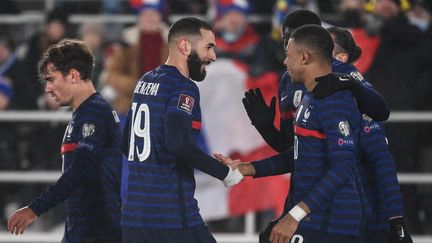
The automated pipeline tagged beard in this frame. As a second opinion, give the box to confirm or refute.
[187,51,209,81]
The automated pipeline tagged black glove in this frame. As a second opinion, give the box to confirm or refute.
[259,220,278,243]
[387,217,413,243]
[242,88,276,128]
[312,73,355,99]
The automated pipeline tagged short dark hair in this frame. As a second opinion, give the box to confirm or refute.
[327,26,362,63]
[283,10,321,31]
[282,10,321,47]
[168,17,213,43]
[38,39,94,81]
[290,24,334,62]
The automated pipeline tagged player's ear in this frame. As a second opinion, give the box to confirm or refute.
[178,38,191,56]
[335,53,348,63]
[301,51,310,65]
[69,69,80,83]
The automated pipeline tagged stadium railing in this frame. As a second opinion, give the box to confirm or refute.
[0,111,431,243]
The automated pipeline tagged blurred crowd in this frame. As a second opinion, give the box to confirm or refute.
[1,0,432,236]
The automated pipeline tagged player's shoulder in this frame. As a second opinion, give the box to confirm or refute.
[315,73,355,100]
[89,93,114,111]
[332,59,367,83]
[332,59,356,73]
[361,114,383,131]
[78,93,118,122]
[158,65,198,90]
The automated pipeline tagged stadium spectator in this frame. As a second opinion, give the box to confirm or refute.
[18,7,72,172]
[7,39,123,242]
[100,0,170,203]
[0,36,33,110]
[22,7,71,108]
[78,22,106,90]
[407,0,432,234]
[101,0,169,116]
[364,0,432,233]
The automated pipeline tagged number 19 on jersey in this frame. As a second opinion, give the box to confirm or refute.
[128,102,151,162]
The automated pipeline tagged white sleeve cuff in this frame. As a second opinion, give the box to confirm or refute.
[223,166,244,188]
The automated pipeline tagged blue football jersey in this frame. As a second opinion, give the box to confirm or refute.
[290,80,363,236]
[30,93,122,243]
[121,65,207,229]
[277,60,403,230]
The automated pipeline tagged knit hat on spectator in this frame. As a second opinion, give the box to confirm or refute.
[391,0,411,10]
[216,0,250,18]
[129,0,167,15]
[364,0,410,12]
[0,78,13,102]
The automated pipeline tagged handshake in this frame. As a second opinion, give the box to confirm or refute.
[214,153,256,188]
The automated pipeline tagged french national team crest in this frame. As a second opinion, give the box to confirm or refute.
[82,123,95,138]
[177,94,195,114]
[338,121,350,137]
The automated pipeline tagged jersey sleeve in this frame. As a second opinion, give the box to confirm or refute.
[252,148,294,177]
[302,91,360,212]
[360,118,405,217]
[29,109,113,216]
[332,60,389,121]
[165,81,229,180]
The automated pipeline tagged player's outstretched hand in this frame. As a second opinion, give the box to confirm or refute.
[242,88,276,128]
[7,206,37,235]
[213,153,241,168]
[214,153,256,177]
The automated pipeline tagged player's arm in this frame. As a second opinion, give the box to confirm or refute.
[250,148,294,177]
[165,85,243,187]
[350,80,390,121]
[270,93,360,242]
[8,112,111,235]
[299,92,360,216]
[332,61,390,121]
[313,69,390,122]
[360,121,412,242]
[214,148,294,177]
[165,110,242,187]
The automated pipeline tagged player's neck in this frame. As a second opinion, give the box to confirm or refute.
[70,81,96,111]
[165,56,189,79]
[303,63,332,91]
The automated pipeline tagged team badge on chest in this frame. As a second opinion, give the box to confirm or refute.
[338,121,350,137]
[82,123,95,137]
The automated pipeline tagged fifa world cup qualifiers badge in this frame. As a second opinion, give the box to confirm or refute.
[177,94,195,114]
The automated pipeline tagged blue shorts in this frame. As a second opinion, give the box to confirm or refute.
[360,228,387,243]
[122,225,216,243]
[291,228,360,243]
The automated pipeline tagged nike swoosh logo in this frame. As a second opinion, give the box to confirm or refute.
[399,227,405,238]
[281,95,289,102]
